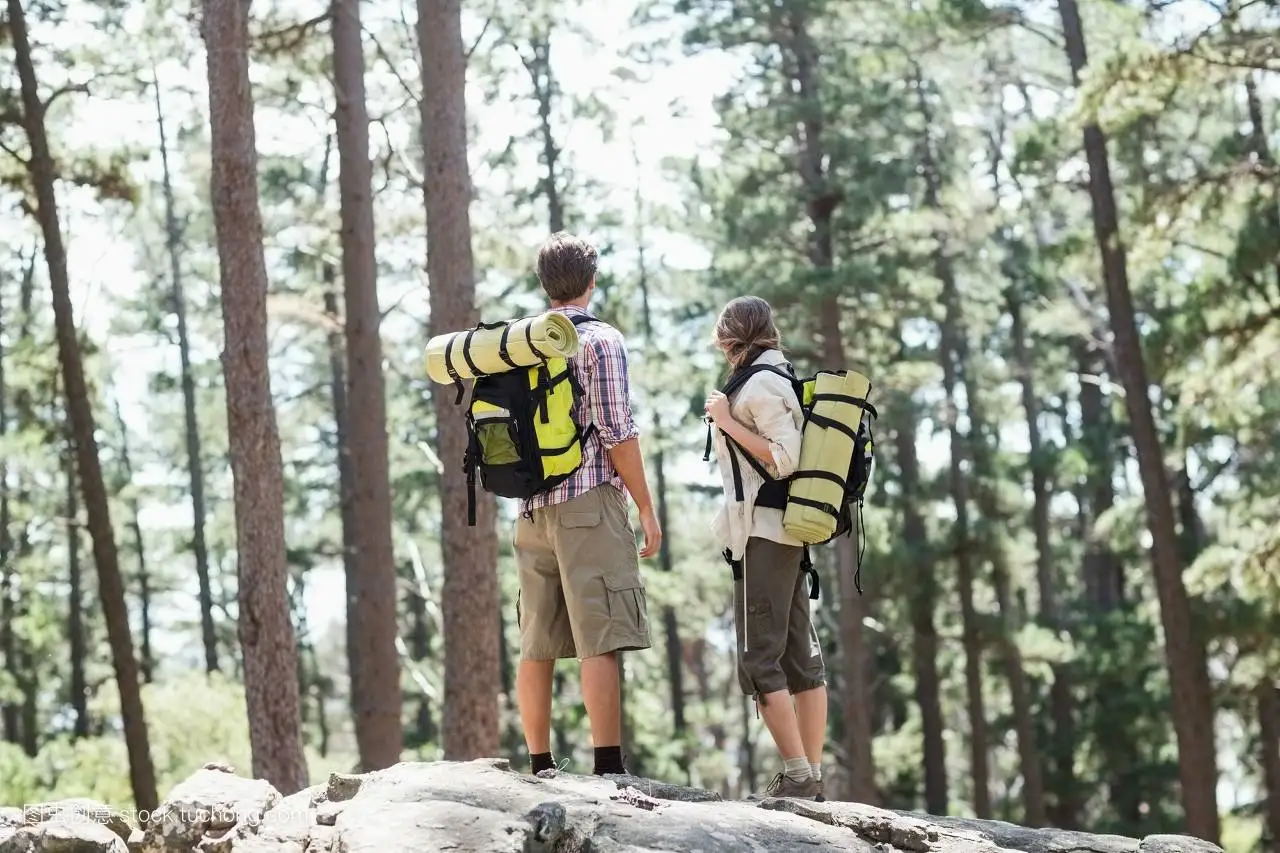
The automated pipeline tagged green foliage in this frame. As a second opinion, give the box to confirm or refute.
[0,671,352,810]
[1,0,1279,846]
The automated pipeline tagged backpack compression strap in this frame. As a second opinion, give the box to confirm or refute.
[783,393,877,521]
[443,318,545,405]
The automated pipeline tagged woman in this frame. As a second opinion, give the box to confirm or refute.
[703,295,829,801]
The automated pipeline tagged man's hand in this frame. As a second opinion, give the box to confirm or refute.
[638,505,662,558]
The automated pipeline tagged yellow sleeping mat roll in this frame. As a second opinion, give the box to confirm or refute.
[424,311,580,386]
[783,369,872,544]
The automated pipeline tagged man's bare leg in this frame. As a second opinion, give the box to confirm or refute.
[580,651,626,774]
[517,659,555,768]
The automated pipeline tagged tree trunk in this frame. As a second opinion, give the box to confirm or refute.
[0,279,15,744]
[690,638,725,765]
[1078,344,1142,826]
[818,306,876,805]
[1259,682,1280,851]
[1058,1,1219,841]
[984,535,1047,826]
[1077,347,1124,611]
[332,0,404,771]
[20,620,36,757]
[781,2,878,802]
[8,0,158,812]
[113,396,154,684]
[316,133,362,740]
[314,665,331,758]
[5,264,36,750]
[953,301,1044,825]
[1175,463,1205,569]
[1008,290,1075,825]
[633,170,687,775]
[620,659,638,776]
[1242,70,1280,294]
[911,69,991,820]
[322,280,362,697]
[522,28,565,233]
[65,434,89,738]
[417,0,501,758]
[943,347,991,819]
[740,692,757,797]
[896,387,947,815]
[920,65,1044,824]
[201,0,308,795]
[154,71,217,674]
[406,573,436,747]
[293,572,312,732]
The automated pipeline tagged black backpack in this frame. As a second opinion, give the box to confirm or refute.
[703,361,876,597]
[461,314,599,525]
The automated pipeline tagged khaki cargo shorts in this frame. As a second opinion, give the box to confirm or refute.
[513,484,651,660]
[733,536,826,698]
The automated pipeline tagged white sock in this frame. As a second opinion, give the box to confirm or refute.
[810,762,822,781]
[783,756,812,782]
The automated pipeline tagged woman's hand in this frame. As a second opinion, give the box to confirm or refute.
[705,391,732,424]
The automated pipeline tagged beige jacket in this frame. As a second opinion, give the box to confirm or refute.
[710,349,805,560]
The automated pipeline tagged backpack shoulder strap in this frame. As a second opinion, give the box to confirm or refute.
[569,313,600,327]
[720,362,795,397]
[704,361,803,497]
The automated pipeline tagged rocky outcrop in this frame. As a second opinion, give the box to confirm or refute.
[0,758,1225,853]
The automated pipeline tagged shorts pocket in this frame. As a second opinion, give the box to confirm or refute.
[559,510,600,529]
[603,575,650,646]
[745,599,776,637]
[515,591,522,629]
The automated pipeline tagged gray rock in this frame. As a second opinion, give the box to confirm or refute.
[762,799,938,851]
[321,778,360,806]
[0,758,1229,853]
[600,775,723,803]
[1139,836,1226,853]
[132,768,282,853]
[522,802,568,853]
[311,805,340,829]
[20,801,132,845]
[0,817,127,853]
[920,814,1142,853]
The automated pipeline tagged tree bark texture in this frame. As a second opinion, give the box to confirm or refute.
[201,0,309,794]
[65,437,89,738]
[154,72,218,674]
[0,277,15,744]
[1058,1,1220,841]
[896,389,947,815]
[1259,682,1280,851]
[8,0,159,812]
[417,0,501,758]
[333,0,405,772]
[1009,292,1077,826]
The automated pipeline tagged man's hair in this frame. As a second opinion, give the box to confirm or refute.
[537,231,598,302]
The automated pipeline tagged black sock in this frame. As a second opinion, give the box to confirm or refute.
[593,745,625,776]
[531,752,555,774]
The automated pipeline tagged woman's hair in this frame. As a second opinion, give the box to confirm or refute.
[713,295,782,369]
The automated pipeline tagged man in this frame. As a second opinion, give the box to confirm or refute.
[514,231,662,777]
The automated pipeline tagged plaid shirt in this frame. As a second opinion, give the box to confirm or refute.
[526,305,639,511]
